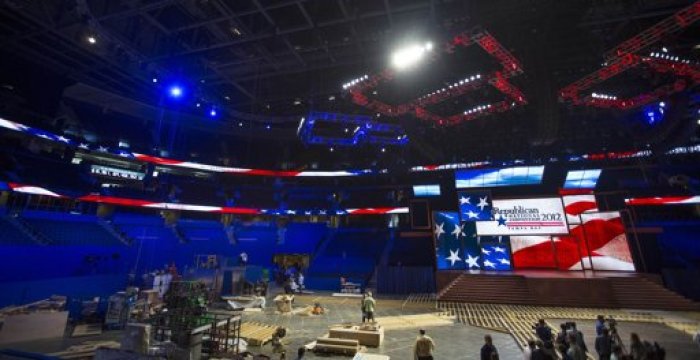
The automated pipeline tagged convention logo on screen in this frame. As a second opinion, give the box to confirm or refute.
[476,198,569,235]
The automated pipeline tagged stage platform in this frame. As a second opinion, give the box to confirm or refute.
[436,270,700,311]
[458,269,646,279]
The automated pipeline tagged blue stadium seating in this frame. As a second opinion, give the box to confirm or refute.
[306,228,388,290]
[21,211,124,246]
[276,222,327,253]
[0,216,36,245]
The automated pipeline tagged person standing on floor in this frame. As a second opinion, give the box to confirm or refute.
[629,333,647,360]
[363,291,376,323]
[595,315,606,336]
[480,334,499,360]
[523,339,535,360]
[360,293,367,323]
[535,319,553,346]
[556,323,569,352]
[531,340,553,360]
[413,329,436,360]
[569,322,588,354]
[595,328,613,360]
[566,333,586,360]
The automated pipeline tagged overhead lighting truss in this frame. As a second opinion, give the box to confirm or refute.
[342,28,527,126]
[559,2,700,110]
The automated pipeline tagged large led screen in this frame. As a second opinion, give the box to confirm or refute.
[413,184,441,197]
[562,194,599,225]
[563,169,602,189]
[476,198,569,236]
[511,236,557,269]
[433,212,466,270]
[577,211,635,271]
[455,166,545,188]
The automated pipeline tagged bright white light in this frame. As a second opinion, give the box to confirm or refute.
[662,47,668,53]
[152,78,158,83]
[169,86,183,98]
[659,102,665,107]
[391,42,433,70]
[87,36,97,44]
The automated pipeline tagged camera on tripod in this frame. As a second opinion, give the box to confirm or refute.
[606,316,618,332]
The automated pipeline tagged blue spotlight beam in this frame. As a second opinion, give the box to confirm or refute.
[298,111,409,147]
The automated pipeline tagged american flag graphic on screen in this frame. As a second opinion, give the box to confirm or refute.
[511,193,634,271]
[434,212,466,270]
[457,191,493,221]
[479,236,512,271]
[562,194,598,225]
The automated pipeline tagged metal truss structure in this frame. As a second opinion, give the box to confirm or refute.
[559,2,700,110]
[297,111,408,147]
[345,28,527,126]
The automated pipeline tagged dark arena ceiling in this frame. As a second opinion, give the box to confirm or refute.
[0,0,698,169]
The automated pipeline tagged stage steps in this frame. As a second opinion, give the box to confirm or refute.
[609,277,700,311]
[438,273,700,311]
[439,274,535,304]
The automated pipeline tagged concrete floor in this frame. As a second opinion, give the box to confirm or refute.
[3,293,700,359]
[243,294,522,360]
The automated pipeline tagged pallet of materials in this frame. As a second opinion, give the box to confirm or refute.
[237,322,281,346]
[314,337,359,355]
[72,323,104,337]
[48,340,121,359]
[328,324,384,347]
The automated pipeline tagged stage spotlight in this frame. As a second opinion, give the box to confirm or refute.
[209,108,217,117]
[266,125,271,130]
[329,147,335,152]
[391,42,433,70]
[152,78,158,83]
[87,36,97,44]
[196,103,201,108]
[238,122,243,127]
[381,147,386,153]
[168,85,183,98]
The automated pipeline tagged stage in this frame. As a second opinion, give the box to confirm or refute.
[436,270,699,310]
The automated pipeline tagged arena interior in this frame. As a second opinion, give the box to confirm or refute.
[1,1,700,359]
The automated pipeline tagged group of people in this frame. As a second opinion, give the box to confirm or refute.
[527,316,666,360]
[276,263,305,294]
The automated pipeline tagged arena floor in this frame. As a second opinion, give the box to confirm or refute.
[3,293,700,359]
